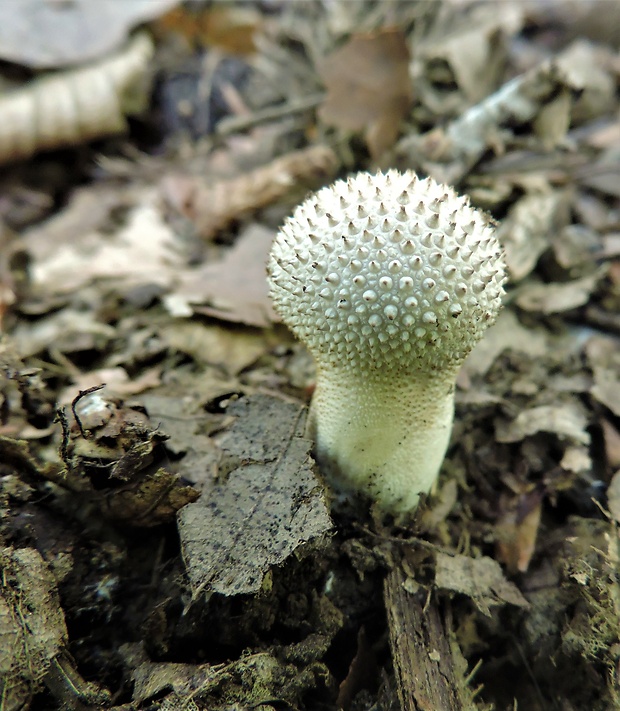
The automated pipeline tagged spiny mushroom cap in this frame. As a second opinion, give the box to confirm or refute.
[268,170,506,373]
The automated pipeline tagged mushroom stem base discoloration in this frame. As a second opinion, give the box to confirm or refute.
[307,365,459,512]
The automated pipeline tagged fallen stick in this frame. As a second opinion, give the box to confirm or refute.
[384,565,467,711]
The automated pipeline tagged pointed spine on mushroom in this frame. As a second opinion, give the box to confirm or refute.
[267,169,506,512]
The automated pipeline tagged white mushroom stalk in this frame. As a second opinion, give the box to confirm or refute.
[268,170,506,512]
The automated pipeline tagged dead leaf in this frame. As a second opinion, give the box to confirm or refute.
[318,28,412,159]
[127,650,301,710]
[0,340,54,440]
[496,490,543,574]
[11,309,117,361]
[416,3,522,105]
[0,0,179,68]
[159,321,269,375]
[551,224,600,276]
[58,366,161,406]
[399,40,585,178]
[462,309,548,378]
[560,446,593,475]
[131,657,216,705]
[533,88,572,149]
[555,40,616,124]
[140,369,241,492]
[585,335,620,418]
[21,182,133,263]
[434,552,529,616]
[530,0,620,48]
[606,470,620,524]
[599,233,620,259]
[0,436,62,484]
[143,395,225,492]
[26,188,182,298]
[0,32,155,165]
[155,4,262,55]
[601,419,620,470]
[591,367,620,418]
[496,192,569,282]
[577,148,620,198]
[399,8,578,175]
[495,403,590,445]
[419,479,459,532]
[141,372,238,449]
[336,627,377,711]
[100,468,199,524]
[178,394,331,598]
[162,145,337,240]
[515,268,605,314]
[168,223,276,327]
[50,389,199,524]
[0,225,22,328]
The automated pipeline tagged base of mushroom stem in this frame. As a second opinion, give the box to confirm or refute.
[321,482,438,524]
[306,366,458,513]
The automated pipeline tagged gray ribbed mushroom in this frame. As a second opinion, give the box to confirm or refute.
[268,169,506,512]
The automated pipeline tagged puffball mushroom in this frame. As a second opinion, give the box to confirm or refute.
[267,169,506,512]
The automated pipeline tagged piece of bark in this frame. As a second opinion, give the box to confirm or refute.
[384,566,464,711]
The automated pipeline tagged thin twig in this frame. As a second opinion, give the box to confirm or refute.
[216,92,324,136]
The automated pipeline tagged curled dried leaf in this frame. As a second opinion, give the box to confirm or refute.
[0,32,154,165]
[161,144,339,240]
[495,402,591,445]
[497,192,570,282]
[515,268,606,314]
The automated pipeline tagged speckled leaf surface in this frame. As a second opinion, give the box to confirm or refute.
[178,395,332,597]
[434,552,529,617]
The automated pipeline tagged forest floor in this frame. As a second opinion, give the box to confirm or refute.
[1,2,620,710]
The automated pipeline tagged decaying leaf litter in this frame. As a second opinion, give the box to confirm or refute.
[1,1,620,709]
